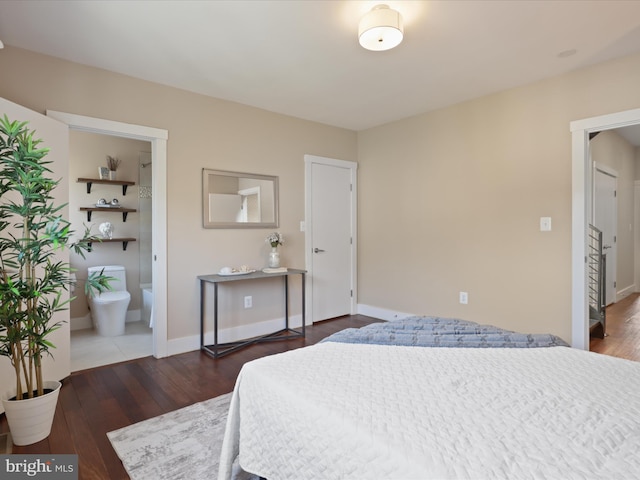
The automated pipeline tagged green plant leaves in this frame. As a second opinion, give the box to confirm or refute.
[0,116,111,399]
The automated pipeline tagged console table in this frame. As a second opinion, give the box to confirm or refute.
[198,269,306,358]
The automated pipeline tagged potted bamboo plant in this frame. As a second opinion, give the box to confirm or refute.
[0,116,111,445]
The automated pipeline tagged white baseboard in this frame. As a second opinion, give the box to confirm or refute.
[356,304,414,322]
[71,314,92,331]
[167,314,304,356]
[71,308,142,331]
[617,284,636,301]
[127,309,141,323]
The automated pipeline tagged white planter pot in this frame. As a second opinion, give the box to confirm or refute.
[1,380,61,446]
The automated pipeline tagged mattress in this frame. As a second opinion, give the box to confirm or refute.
[219,342,640,479]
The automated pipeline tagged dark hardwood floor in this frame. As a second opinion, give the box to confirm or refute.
[0,314,380,480]
[2,303,638,480]
[590,292,640,362]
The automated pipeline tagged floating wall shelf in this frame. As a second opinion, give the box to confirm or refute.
[77,177,135,196]
[80,207,137,222]
[87,237,136,252]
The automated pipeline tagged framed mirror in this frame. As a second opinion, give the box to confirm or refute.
[202,169,279,228]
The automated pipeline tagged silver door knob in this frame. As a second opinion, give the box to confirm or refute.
[314,248,325,253]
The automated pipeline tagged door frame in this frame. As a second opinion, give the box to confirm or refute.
[635,181,640,294]
[304,155,358,324]
[571,107,640,350]
[47,110,170,358]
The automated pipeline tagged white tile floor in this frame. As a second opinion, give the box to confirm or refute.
[70,321,153,372]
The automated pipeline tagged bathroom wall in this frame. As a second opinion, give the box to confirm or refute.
[68,130,151,330]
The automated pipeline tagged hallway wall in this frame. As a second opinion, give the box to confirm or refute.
[591,130,637,298]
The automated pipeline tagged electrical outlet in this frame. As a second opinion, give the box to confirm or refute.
[244,296,252,308]
[540,217,552,232]
[459,292,468,304]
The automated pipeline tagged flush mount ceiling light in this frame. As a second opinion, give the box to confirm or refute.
[358,4,404,51]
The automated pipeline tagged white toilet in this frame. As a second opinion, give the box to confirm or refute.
[87,265,131,336]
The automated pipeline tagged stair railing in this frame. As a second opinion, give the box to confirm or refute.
[588,224,606,337]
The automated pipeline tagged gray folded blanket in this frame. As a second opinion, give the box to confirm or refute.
[321,316,569,348]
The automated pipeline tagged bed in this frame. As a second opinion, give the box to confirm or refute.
[218,317,640,479]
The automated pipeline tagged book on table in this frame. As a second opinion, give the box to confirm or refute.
[262,267,288,274]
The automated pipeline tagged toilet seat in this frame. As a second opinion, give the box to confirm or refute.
[91,291,131,305]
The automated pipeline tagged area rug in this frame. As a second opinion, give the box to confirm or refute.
[107,392,256,480]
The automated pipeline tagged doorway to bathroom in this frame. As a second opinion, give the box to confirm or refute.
[66,132,155,371]
[47,109,168,371]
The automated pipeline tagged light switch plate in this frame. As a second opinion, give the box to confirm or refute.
[540,217,552,232]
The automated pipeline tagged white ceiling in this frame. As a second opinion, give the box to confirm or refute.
[1,1,640,132]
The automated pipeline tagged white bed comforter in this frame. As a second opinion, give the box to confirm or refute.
[218,342,640,479]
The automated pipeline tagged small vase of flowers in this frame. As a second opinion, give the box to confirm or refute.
[265,232,284,267]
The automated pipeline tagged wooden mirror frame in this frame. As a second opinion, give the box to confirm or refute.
[202,168,279,228]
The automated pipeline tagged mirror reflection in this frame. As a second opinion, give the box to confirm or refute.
[202,169,279,228]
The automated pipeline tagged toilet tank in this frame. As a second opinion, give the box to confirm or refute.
[88,265,127,292]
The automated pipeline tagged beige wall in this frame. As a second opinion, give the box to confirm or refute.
[0,46,357,344]
[358,52,640,342]
[3,45,640,347]
[590,131,636,297]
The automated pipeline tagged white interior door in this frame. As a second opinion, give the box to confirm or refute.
[594,166,617,305]
[0,97,70,412]
[305,155,357,322]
